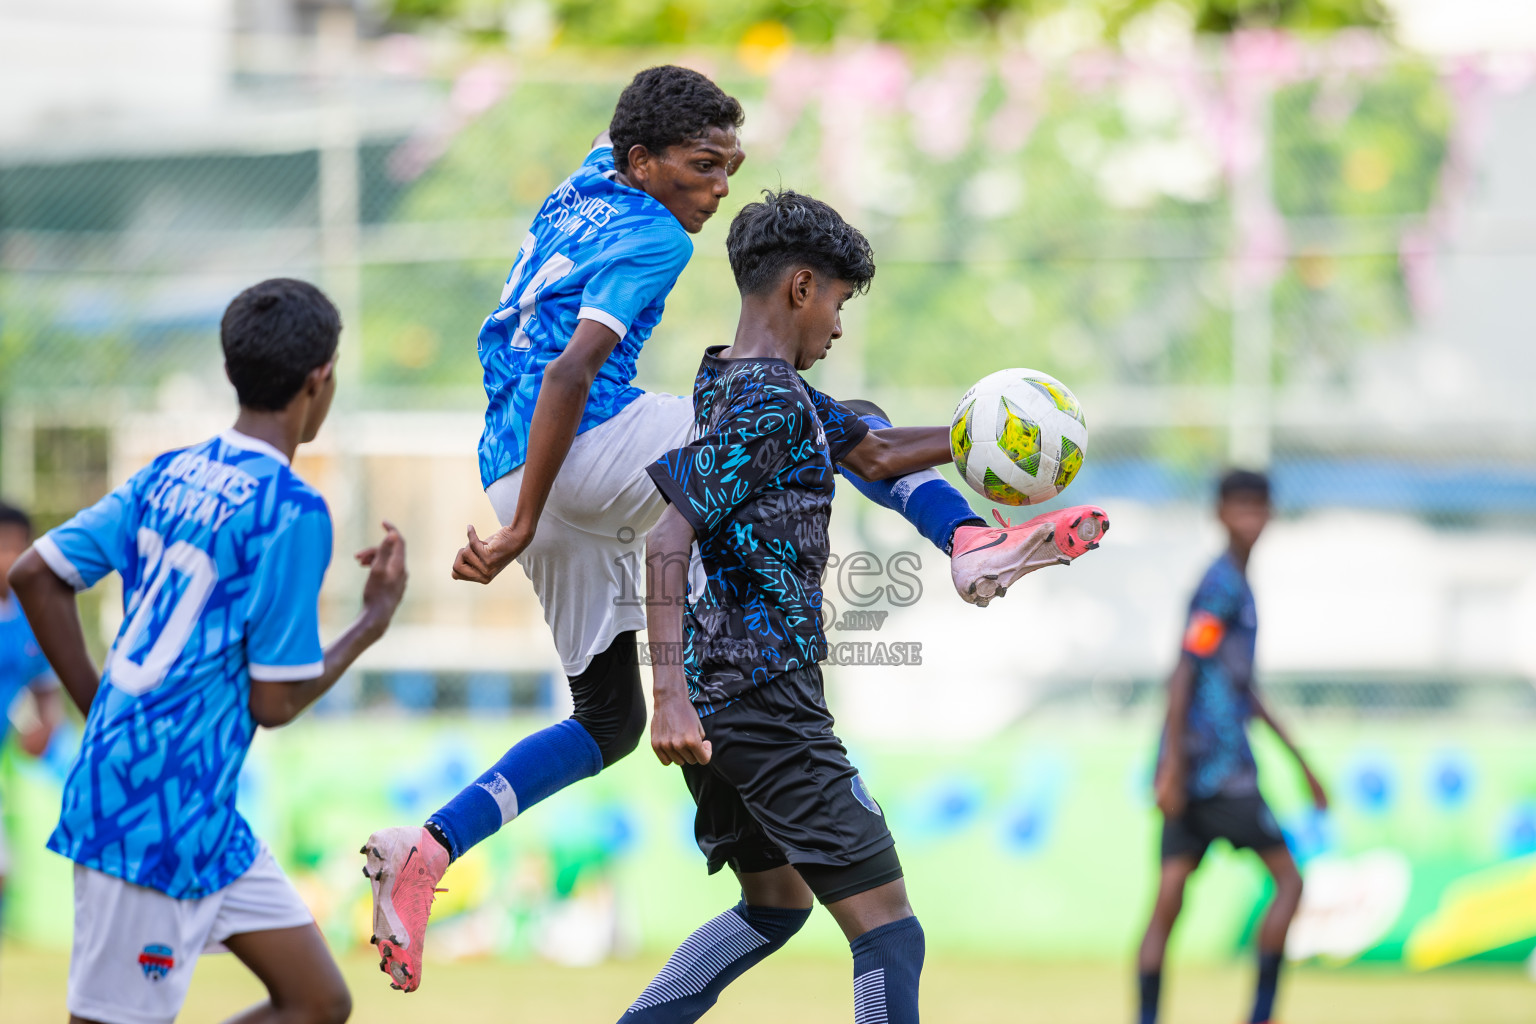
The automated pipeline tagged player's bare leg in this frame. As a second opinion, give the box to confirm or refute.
[1250,845,1303,1024]
[824,878,925,1024]
[619,866,812,1021]
[220,923,352,1024]
[1136,854,1196,1024]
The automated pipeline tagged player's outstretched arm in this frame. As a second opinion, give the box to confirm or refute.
[250,522,408,728]
[645,504,711,767]
[1252,692,1328,811]
[1154,655,1197,818]
[7,550,101,715]
[839,425,953,482]
[452,319,622,584]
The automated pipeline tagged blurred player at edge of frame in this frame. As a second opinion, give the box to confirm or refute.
[360,65,1104,992]
[8,279,408,1024]
[1135,469,1329,1024]
[0,501,65,947]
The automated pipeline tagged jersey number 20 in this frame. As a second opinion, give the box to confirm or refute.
[108,528,218,696]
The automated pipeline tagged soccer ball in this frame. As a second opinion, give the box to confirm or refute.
[950,368,1088,506]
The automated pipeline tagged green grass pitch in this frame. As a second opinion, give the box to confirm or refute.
[4,946,1533,1022]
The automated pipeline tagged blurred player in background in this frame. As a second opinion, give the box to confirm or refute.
[8,279,408,1024]
[1136,469,1329,1024]
[361,64,1096,993]
[0,501,64,953]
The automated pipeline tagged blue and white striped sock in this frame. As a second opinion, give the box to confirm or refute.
[621,902,810,1023]
[837,410,984,555]
[850,916,925,1024]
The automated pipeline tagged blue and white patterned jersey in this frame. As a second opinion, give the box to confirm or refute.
[476,145,694,486]
[1163,552,1261,800]
[35,430,331,899]
[0,594,56,730]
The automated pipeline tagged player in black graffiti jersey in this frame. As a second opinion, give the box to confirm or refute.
[622,190,957,1024]
[647,349,869,713]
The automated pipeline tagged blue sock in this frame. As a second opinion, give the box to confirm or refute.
[1251,951,1283,1023]
[839,411,983,555]
[850,916,925,1024]
[426,718,602,861]
[621,901,810,1022]
[1138,969,1161,1024]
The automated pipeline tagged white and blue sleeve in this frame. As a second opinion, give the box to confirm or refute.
[33,480,139,592]
[245,508,332,682]
[579,227,692,340]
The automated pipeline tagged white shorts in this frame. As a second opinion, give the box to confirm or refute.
[488,390,695,677]
[68,844,314,1024]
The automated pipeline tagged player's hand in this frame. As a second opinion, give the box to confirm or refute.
[19,723,50,758]
[356,521,408,627]
[451,524,528,585]
[1305,768,1329,812]
[652,693,711,767]
[1154,770,1186,819]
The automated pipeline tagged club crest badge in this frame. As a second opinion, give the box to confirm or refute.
[851,775,883,816]
[139,943,175,981]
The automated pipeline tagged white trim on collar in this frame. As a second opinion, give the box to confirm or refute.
[219,429,291,467]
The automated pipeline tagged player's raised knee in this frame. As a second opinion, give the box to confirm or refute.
[303,981,352,1024]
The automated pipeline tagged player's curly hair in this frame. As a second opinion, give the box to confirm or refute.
[609,65,744,174]
[221,278,341,412]
[726,189,876,296]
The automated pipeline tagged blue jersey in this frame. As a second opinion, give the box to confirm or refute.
[34,430,331,898]
[0,595,55,730]
[1165,552,1260,799]
[476,145,694,487]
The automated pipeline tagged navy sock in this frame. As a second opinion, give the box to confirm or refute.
[1138,970,1161,1024]
[1251,951,1283,1023]
[839,412,983,554]
[850,916,925,1024]
[426,718,603,861]
[621,902,810,1022]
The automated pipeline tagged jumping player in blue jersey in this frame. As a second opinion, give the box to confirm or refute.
[0,501,64,948]
[361,65,1107,992]
[1135,470,1328,1024]
[9,279,408,1024]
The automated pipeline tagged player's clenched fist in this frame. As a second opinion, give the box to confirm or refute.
[451,523,527,585]
[651,693,712,766]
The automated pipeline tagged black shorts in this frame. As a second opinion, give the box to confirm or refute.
[681,666,900,904]
[1161,793,1286,864]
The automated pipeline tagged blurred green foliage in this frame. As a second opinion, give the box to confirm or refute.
[362,51,1446,444]
[385,0,1390,44]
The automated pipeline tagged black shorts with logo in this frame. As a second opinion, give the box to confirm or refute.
[1161,792,1286,864]
[681,665,900,904]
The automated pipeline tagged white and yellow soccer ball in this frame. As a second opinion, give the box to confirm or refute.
[950,368,1088,506]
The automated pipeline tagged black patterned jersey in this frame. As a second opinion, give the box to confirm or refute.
[646,346,868,715]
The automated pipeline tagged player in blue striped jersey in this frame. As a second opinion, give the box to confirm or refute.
[9,279,407,1024]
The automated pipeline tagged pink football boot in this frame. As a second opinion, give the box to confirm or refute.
[950,505,1110,606]
[362,826,449,992]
